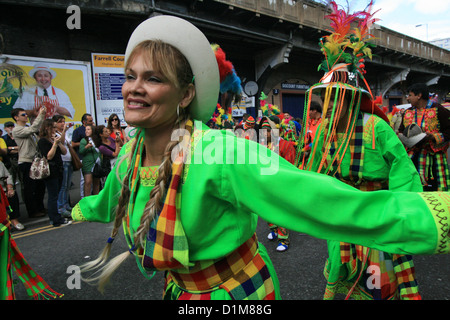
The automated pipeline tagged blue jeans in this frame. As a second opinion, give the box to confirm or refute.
[58,161,73,213]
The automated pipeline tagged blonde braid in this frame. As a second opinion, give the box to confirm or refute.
[79,134,140,290]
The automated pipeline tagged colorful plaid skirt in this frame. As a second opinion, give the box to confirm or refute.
[324,241,421,300]
[323,179,421,300]
[163,234,281,300]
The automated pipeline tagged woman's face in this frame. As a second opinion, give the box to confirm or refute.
[110,116,120,127]
[50,124,57,137]
[101,127,110,137]
[56,119,65,131]
[85,126,92,137]
[122,51,185,129]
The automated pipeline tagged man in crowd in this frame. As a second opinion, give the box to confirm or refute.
[11,107,47,218]
[399,83,450,191]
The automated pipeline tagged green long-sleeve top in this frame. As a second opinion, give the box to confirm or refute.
[72,120,449,264]
[309,113,423,192]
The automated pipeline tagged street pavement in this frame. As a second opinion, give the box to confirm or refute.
[10,172,450,301]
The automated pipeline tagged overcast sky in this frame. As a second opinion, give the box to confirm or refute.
[330,0,450,42]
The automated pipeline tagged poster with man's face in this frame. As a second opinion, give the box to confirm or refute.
[0,54,93,130]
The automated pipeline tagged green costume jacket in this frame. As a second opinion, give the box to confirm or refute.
[309,113,423,192]
[307,112,424,300]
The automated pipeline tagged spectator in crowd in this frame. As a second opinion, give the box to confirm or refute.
[53,115,74,217]
[79,124,100,197]
[2,121,21,191]
[37,119,71,227]
[107,113,125,142]
[72,113,94,198]
[94,125,123,170]
[11,107,46,219]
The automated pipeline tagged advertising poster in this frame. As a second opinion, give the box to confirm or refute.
[91,53,126,126]
[0,54,93,135]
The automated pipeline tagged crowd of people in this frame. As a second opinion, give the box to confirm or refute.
[4,108,127,229]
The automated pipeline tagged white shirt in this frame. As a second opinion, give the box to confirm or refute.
[14,85,75,119]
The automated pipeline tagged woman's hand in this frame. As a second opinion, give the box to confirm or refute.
[115,134,124,147]
[54,135,63,145]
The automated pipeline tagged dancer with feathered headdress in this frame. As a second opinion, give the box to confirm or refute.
[300,0,422,300]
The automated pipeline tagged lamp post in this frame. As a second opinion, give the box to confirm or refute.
[415,23,428,42]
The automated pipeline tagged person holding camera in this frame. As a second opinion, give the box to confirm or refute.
[107,113,124,142]
[52,115,75,217]
[11,107,46,219]
[95,125,123,171]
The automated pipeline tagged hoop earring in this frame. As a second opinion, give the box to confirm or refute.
[177,104,180,118]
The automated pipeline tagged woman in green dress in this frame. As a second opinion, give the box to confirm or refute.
[71,15,449,300]
[79,124,100,196]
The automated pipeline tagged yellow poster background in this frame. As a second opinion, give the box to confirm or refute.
[16,66,86,121]
[0,57,92,127]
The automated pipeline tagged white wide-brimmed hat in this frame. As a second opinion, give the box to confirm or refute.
[124,15,220,123]
[398,123,427,148]
[28,63,56,79]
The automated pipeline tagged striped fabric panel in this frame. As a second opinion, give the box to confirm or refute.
[141,121,193,271]
[169,234,258,291]
[414,149,449,191]
[348,113,364,184]
[166,234,275,300]
[392,254,421,299]
[9,236,63,299]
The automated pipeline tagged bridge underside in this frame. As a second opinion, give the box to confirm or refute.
[1,0,449,110]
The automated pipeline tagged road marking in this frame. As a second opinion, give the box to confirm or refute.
[13,221,82,239]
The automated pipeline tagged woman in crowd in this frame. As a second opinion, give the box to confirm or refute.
[53,115,74,217]
[94,125,123,170]
[107,113,124,142]
[37,119,71,227]
[79,124,100,197]
[71,16,449,300]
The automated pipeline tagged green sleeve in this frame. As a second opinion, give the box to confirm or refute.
[79,138,88,155]
[220,136,449,256]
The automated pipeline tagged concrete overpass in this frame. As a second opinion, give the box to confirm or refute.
[1,0,449,118]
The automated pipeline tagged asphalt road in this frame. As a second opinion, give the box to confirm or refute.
[9,172,450,301]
